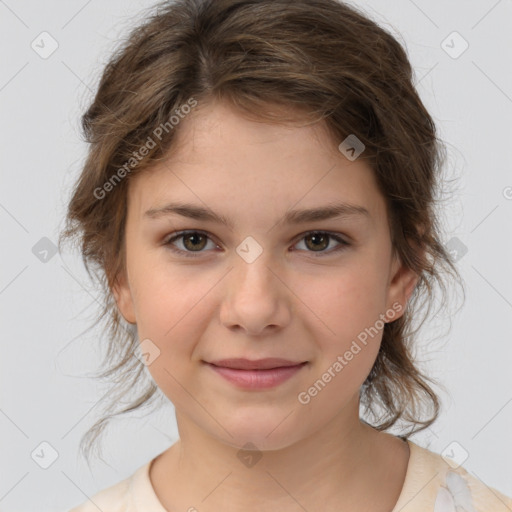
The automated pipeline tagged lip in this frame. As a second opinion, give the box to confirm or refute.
[204,358,308,390]
[207,357,306,370]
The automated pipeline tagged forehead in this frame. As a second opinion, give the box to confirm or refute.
[169,99,339,159]
[127,99,387,228]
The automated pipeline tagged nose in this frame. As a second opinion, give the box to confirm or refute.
[219,252,292,336]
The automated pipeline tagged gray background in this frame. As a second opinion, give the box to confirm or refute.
[1,0,511,511]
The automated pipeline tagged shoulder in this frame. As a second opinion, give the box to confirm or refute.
[66,461,152,512]
[395,439,512,512]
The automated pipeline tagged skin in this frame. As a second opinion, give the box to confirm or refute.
[113,98,416,511]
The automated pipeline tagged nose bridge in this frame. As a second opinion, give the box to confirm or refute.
[231,241,278,297]
[219,239,291,334]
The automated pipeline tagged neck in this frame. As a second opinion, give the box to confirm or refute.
[149,395,408,511]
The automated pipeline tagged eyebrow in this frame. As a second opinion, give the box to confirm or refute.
[144,201,370,229]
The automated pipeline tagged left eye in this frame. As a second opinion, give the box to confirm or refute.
[164,230,350,258]
[293,231,349,255]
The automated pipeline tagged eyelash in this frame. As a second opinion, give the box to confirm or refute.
[163,230,351,258]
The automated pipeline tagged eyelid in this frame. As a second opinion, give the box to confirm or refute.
[290,230,351,256]
[163,229,220,256]
[163,229,351,258]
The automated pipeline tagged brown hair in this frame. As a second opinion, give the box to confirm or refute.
[59,0,465,464]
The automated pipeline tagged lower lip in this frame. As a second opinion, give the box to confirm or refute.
[206,362,307,389]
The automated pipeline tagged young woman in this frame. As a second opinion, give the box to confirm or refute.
[60,0,512,510]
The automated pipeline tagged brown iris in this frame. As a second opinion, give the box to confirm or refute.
[182,233,208,251]
[304,232,329,251]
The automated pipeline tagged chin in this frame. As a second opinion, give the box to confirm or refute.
[211,415,305,452]
[221,431,299,453]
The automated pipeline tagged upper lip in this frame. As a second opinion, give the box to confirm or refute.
[207,358,306,370]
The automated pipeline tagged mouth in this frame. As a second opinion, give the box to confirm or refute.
[206,357,308,370]
[203,358,308,389]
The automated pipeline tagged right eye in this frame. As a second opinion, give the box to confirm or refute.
[163,230,219,257]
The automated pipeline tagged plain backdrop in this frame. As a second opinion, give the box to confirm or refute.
[1,0,511,511]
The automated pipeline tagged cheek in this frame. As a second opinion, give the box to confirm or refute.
[306,261,387,334]
[130,257,214,335]
[299,259,388,373]
[295,271,386,411]
[128,264,216,385]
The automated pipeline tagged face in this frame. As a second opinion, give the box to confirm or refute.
[114,99,417,451]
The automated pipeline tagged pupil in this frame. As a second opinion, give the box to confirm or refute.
[185,233,205,251]
[308,233,327,250]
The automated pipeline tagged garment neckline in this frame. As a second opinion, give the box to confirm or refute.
[136,437,418,512]
[390,437,415,512]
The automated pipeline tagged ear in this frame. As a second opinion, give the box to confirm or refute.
[385,250,419,322]
[112,268,137,324]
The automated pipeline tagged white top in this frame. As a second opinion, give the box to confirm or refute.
[67,439,512,511]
